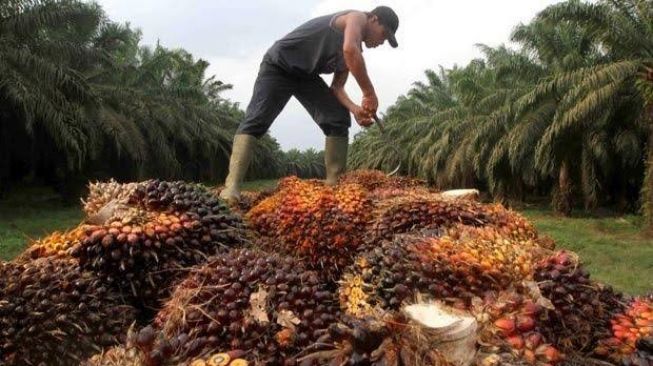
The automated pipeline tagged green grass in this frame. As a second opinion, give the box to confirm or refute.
[521,206,653,295]
[1,181,651,295]
[0,186,83,261]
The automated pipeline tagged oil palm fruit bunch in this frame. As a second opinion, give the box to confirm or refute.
[370,195,537,242]
[72,207,246,308]
[473,291,564,366]
[83,336,249,366]
[246,177,372,280]
[340,226,543,316]
[482,203,540,242]
[367,186,431,201]
[338,169,426,191]
[17,225,86,261]
[82,346,144,366]
[297,311,454,366]
[621,337,653,366]
[595,297,653,363]
[0,258,136,366]
[187,351,249,366]
[228,189,275,215]
[339,228,531,316]
[144,249,340,365]
[83,179,139,216]
[534,251,626,354]
[130,180,230,218]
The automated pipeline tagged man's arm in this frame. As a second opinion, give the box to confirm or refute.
[342,12,378,114]
[331,70,356,111]
[331,69,373,127]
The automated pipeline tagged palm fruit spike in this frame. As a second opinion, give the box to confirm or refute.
[83,179,139,216]
[340,226,544,315]
[143,249,340,365]
[595,297,653,363]
[246,177,373,280]
[0,258,136,366]
[72,206,246,310]
[534,251,626,354]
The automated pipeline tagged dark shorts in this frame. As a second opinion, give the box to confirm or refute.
[236,60,351,138]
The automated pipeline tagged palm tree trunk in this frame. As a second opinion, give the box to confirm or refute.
[581,147,597,211]
[0,118,8,199]
[642,130,653,233]
[553,159,573,216]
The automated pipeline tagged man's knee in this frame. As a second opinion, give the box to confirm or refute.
[320,120,350,137]
[236,119,268,138]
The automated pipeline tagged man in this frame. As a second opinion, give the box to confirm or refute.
[220,6,399,200]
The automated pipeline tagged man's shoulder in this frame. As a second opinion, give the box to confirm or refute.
[332,10,366,30]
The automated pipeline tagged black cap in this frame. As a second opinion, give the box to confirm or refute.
[371,6,399,48]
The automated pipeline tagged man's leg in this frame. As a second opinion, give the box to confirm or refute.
[220,62,294,200]
[294,77,351,185]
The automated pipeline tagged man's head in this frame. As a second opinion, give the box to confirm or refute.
[364,6,399,49]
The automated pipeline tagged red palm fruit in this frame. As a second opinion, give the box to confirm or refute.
[91,229,107,242]
[538,345,562,363]
[495,317,516,336]
[127,233,139,244]
[516,315,536,332]
[507,335,525,350]
[521,301,540,316]
[523,349,536,364]
[525,332,543,349]
[101,235,114,248]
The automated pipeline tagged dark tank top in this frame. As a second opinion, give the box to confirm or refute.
[264,10,353,77]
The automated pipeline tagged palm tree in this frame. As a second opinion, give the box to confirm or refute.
[0,0,103,195]
[282,148,325,179]
[532,0,652,220]
[0,0,286,198]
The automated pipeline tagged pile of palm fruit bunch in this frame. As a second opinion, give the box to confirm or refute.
[72,179,248,309]
[246,176,373,280]
[4,171,653,366]
[0,258,137,366]
[94,249,341,365]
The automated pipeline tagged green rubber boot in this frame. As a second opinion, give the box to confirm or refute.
[324,135,349,186]
[219,134,256,201]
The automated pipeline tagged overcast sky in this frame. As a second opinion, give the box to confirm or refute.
[98,0,565,151]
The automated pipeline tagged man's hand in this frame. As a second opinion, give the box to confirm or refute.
[362,92,378,116]
[353,105,373,127]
